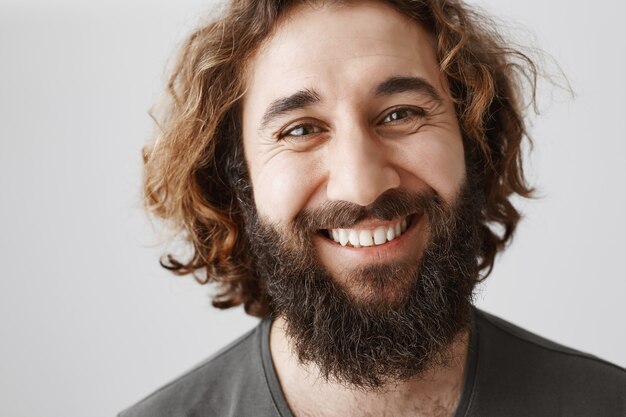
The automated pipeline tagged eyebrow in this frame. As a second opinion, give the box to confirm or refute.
[375,76,443,102]
[259,76,443,130]
[260,88,322,130]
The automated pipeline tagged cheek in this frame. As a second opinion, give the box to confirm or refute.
[251,154,322,224]
[397,134,465,203]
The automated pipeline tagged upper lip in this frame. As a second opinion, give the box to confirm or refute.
[346,216,407,230]
[322,213,416,231]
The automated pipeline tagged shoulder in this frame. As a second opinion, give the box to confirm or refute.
[118,321,278,417]
[471,308,626,415]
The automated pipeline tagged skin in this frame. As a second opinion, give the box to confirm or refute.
[242,1,468,416]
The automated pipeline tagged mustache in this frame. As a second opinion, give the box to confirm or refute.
[294,188,442,232]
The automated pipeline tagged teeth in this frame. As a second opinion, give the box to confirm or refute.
[386,226,395,241]
[348,230,361,247]
[338,229,349,246]
[359,230,374,246]
[328,216,411,248]
[373,227,386,245]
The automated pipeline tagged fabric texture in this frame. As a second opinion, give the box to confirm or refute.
[119,307,626,417]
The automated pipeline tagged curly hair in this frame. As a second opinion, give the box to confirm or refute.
[144,0,537,318]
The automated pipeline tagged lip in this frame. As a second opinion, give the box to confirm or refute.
[315,212,426,263]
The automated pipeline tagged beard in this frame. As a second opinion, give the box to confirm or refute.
[236,171,483,390]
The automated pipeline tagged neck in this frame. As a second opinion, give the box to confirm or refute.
[269,316,470,417]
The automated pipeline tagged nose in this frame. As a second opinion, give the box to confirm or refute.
[326,124,401,206]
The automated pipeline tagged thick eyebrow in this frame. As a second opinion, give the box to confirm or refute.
[259,88,322,130]
[374,76,443,103]
[258,77,441,130]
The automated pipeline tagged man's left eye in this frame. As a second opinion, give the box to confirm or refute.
[382,107,425,123]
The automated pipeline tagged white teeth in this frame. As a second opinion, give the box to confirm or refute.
[373,227,387,245]
[328,216,411,248]
[359,230,374,246]
[338,229,349,246]
[348,230,361,247]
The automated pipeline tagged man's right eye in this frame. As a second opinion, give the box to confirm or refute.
[278,123,322,140]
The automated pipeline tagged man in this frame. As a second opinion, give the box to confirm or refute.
[121,0,626,416]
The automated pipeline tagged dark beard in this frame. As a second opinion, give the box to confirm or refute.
[235,168,483,389]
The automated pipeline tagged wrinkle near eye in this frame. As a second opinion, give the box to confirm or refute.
[256,142,293,166]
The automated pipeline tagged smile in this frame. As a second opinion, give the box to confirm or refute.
[322,214,417,248]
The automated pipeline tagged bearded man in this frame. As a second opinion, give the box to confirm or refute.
[120,0,626,416]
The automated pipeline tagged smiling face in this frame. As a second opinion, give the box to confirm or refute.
[242,1,466,298]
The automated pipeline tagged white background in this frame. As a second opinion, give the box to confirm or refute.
[0,1,624,416]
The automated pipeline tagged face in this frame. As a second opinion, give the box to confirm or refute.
[238,1,479,388]
[242,1,466,295]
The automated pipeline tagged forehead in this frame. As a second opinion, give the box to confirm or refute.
[243,1,445,113]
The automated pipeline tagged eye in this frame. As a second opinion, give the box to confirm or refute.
[381,106,426,124]
[277,122,323,141]
[376,106,428,138]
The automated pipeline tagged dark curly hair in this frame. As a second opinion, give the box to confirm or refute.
[143,0,537,318]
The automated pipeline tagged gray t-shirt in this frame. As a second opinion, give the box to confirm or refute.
[119,308,626,416]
